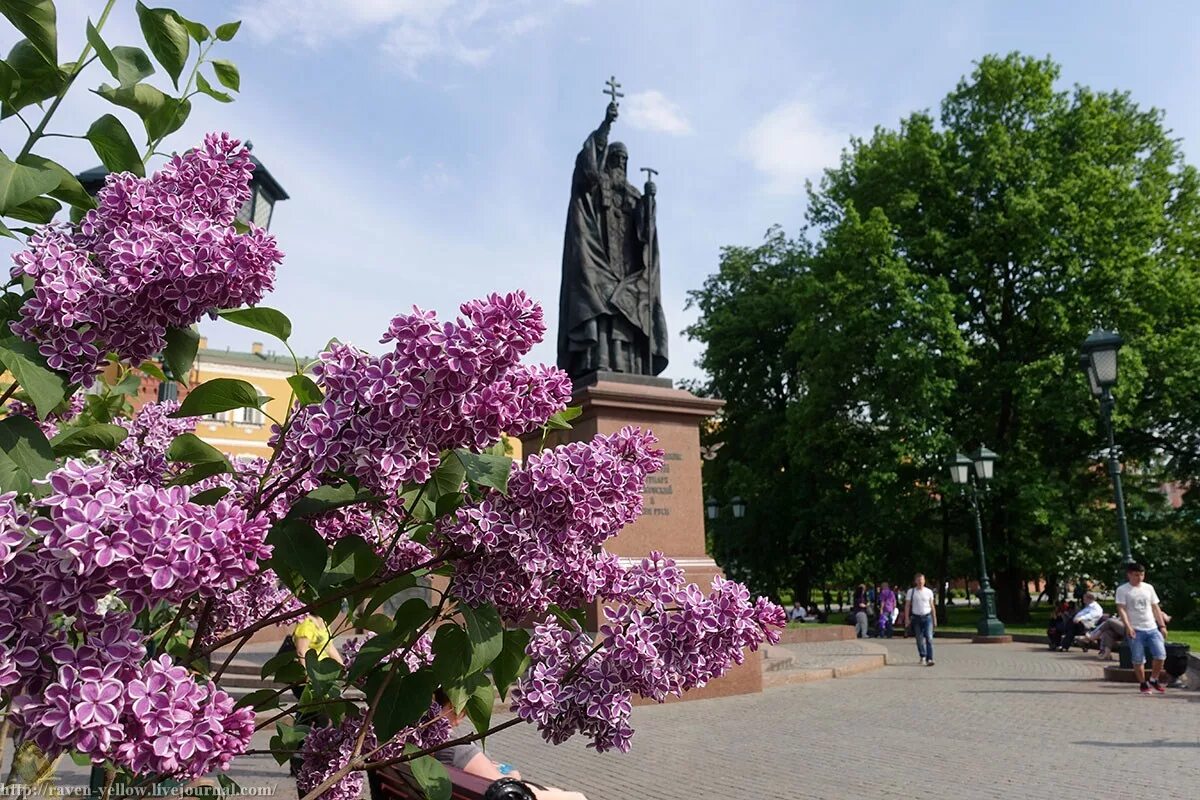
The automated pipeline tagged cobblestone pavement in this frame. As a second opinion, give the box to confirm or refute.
[44,640,1199,799]
[485,639,1199,800]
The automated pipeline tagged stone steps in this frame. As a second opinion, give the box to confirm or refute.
[761,640,889,688]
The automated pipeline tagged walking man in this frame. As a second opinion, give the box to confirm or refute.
[903,573,937,666]
[1115,562,1169,695]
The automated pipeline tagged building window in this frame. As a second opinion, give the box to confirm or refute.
[239,406,263,426]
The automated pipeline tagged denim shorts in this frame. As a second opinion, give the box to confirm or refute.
[1129,627,1167,664]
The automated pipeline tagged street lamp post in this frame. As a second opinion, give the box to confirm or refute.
[1078,330,1134,578]
[947,447,1006,637]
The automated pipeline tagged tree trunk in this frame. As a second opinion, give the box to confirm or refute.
[995,567,1030,622]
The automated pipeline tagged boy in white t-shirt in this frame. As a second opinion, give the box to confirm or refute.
[1115,562,1169,695]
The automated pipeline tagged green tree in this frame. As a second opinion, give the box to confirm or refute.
[690,53,1200,620]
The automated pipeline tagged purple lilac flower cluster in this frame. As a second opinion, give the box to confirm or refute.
[202,569,302,647]
[19,655,254,779]
[33,460,271,611]
[5,392,84,436]
[270,292,571,497]
[295,715,375,800]
[440,426,663,621]
[10,133,283,385]
[312,500,433,577]
[109,400,197,485]
[510,554,785,753]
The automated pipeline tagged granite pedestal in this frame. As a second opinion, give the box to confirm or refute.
[520,371,762,699]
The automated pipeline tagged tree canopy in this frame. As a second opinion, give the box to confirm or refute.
[688,53,1200,621]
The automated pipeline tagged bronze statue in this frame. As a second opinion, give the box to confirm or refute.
[558,77,668,380]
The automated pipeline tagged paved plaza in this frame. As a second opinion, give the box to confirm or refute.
[45,639,1198,799]
[486,639,1199,799]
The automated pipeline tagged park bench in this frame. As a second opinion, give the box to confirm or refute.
[368,762,534,800]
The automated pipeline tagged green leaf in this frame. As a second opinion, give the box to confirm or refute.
[0,151,58,215]
[355,574,419,621]
[218,306,291,341]
[490,628,530,701]
[195,71,231,103]
[0,414,54,493]
[111,370,142,397]
[16,154,94,211]
[137,360,167,381]
[430,624,471,687]
[216,776,242,797]
[166,459,228,487]
[266,520,328,588]
[85,19,116,77]
[109,46,155,87]
[49,423,128,457]
[545,406,582,431]
[427,454,466,499]
[323,534,382,587]
[94,81,168,120]
[346,599,432,682]
[163,326,199,384]
[135,1,189,88]
[0,0,57,66]
[4,195,58,223]
[85,114,145,177]
[171,378,263,418]
[358,613,393,634]
[287,374,322,406]
[214,21,241,42]
[374,668,437,742]
[408,754,451,800]
[233,687,281,711]
[88,23,154,88]
[189,486,230,505]
[453,450,512,495]
[0,336,67,419]
[1,38,65,117]
[460,603,503,675]
[180,16,210,43]
[463,678,495,736]
[304,651,342,698]
[287,483,378,519]
[210,58,239,91]
[144,94,190,143]
[166,432,230,466]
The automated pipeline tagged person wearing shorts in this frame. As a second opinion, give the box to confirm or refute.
[1115,562,1169,695]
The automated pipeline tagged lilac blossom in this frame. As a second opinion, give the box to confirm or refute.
[269,292,572,498]
[440,426,664,621]
[10,133,283,385]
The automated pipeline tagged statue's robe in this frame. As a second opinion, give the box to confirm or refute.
[557,126,669,378]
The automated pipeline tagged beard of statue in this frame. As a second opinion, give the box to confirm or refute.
[608,157,627,185]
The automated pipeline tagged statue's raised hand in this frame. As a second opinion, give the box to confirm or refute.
[605,102,619,124]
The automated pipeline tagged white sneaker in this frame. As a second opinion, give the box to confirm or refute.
[919,657,927,665]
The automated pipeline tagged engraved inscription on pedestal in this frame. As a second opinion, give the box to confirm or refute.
[642,451,680,517]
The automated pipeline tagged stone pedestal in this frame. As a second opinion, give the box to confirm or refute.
[520,372,763,699]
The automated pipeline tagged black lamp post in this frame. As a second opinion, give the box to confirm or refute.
[1078,330,1134,577]
[705,496,747,520]
[947,446,1006,637]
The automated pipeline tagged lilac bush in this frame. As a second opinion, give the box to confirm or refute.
[0,5,783,798]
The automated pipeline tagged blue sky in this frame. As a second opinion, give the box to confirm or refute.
[2,1,1198,380]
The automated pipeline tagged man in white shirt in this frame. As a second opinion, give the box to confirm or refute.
[1115,563,1169,695]
[1060,591,1104,651]
[789,602,808,622]
[902,573,938,666]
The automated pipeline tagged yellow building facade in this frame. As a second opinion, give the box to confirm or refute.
[190,339,295,459]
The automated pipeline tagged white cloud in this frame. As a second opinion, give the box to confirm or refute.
[237,0,554,76]
[740,101,847,194]
[623,90,694,136]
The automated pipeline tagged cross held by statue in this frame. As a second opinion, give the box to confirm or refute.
[640,167,658,180]
[604,75,624,104]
